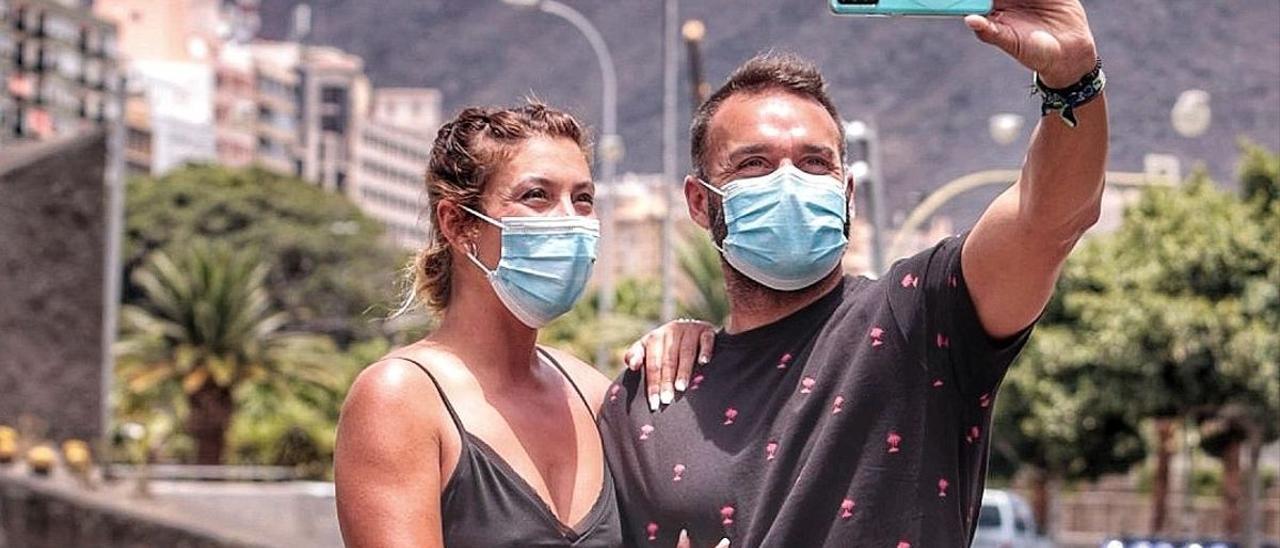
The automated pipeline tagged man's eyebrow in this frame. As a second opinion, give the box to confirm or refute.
[725,143,773,160]
[800,143,838,157]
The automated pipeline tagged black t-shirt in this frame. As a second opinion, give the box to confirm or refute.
[599,233,1034,547]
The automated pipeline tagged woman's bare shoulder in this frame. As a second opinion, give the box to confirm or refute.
[538,345,612,411]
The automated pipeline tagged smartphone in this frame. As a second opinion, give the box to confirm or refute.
[829,0,992,17]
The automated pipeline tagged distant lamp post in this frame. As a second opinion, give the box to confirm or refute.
[1171,89,1211,138]
[503,0,621,368]
[988,113,1025,146]
[844,120,887,275]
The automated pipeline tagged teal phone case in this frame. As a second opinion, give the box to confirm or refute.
[829,0,992,17]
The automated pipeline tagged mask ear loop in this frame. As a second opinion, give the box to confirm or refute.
[464,241,495,276]
[457,204,504,275]
[696,178,729,255]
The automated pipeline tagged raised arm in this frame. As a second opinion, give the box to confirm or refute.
[961,0,1107,339]
[335,361,448,548]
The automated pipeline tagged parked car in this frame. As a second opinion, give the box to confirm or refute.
[972,489,1055,548]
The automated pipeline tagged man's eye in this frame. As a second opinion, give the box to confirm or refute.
[522,188,549,200]
[575,193,595,204]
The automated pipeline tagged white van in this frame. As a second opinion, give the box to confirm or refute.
[971,489,1053,548]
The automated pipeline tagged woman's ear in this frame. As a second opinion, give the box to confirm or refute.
[436,200,472,252]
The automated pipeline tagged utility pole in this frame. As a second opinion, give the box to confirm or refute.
[659,0,679,322]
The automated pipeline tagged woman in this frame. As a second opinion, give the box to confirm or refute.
[334,102,712,547]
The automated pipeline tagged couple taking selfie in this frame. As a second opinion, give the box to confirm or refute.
[333,0,1109,546]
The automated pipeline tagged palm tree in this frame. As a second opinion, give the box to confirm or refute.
[676,235,729,324]
[116,243,339,464]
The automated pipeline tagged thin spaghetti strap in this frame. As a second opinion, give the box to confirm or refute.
[393,356,468,438]
[536,347,598,421]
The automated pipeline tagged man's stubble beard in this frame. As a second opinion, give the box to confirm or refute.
[706,196,842,317]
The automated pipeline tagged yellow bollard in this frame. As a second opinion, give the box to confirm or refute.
[0,425,16,464]
[62,439,93,484]
[27,445,56,476]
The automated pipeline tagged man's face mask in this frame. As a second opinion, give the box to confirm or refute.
[699,163,850,291]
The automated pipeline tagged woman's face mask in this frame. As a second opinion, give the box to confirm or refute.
[461,205,599,328]
[699,163,850,291]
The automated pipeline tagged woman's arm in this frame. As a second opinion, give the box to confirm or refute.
[335,361,448,548]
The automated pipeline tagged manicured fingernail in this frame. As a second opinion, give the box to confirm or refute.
[661,390,674,404]
[674,378,688,392]
[649,394,660,411]
[699,355,710,365]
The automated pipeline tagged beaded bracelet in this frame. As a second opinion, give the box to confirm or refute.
[1033,59,1106,128]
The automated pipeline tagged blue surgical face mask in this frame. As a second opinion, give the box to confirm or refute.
[699,163,850,291]
[460,205,599,328]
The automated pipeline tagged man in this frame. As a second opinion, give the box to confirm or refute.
[601,1,1106,546]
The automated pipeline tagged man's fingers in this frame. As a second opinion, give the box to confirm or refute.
[715,538,731,548]
[964,14,1016,54]
[643,331,664,412]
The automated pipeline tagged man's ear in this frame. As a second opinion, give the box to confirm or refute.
[845,172,857,218]
[684,175,712,229]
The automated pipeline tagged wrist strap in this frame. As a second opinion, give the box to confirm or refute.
[1033,59,1106,128]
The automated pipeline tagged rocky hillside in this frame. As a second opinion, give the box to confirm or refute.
[260,0,1280,223]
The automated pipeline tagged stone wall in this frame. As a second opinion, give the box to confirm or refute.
[0,468,269,548]
[0,132,109,441]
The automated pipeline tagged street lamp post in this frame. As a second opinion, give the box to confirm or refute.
[502,0,621,368]
[844,120,888,276]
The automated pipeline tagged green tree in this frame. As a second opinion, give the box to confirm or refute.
[994,143,1279,535]
[115,243,341,464]
[540,277,662,376]
[676,235,729,324]
[124,165,404,342]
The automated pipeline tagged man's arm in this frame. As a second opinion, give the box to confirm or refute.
[961,0,1108,339]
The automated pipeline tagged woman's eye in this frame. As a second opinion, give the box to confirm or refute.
[522,188,549,201]
[575,193,595,204]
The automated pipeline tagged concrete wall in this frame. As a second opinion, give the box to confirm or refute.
[0,468,269,548]
[0,132,109,441]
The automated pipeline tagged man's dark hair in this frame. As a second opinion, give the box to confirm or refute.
[690,52,846,178]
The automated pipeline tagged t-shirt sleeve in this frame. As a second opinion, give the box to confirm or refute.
[884,230,1035,399]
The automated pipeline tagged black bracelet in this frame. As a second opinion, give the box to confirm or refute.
[1032,59,1106,128]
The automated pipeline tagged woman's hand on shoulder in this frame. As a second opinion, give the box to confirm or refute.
[334,358,449,548]
[625,319,718,412]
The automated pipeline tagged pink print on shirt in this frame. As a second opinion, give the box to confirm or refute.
[832,395,845,414]
[887,431,902,453]
[672,464,686,482]
[965,425,982,444]
[900,273,919,288]
[839,498,856,519]
[720,505,736,527]
[777,353,792,369]
[639,424,654,441]
[723,407,738,426]
[869,326,885,347]
[800,377,816,394]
